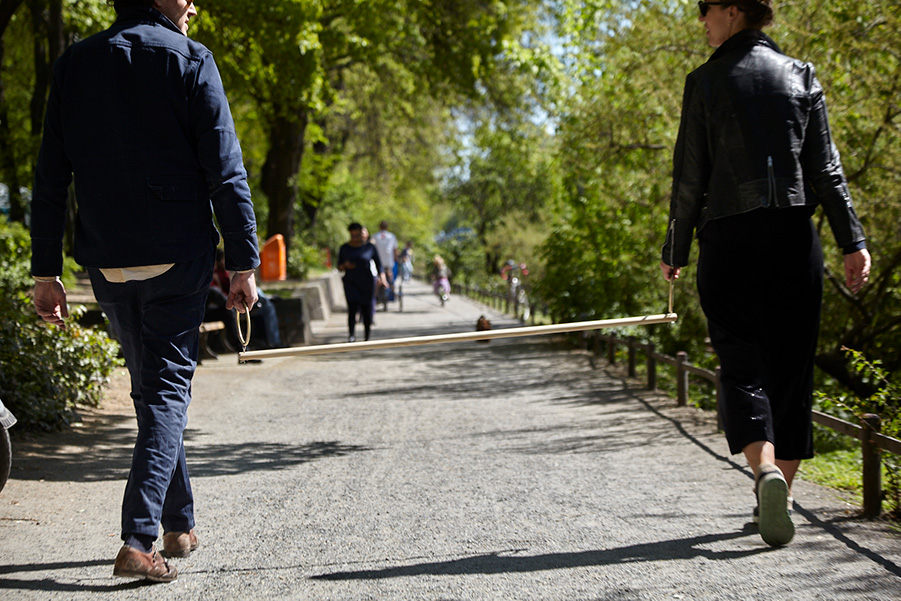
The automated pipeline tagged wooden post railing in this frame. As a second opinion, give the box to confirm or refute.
[861,414,882,518]
[592,331,900,519]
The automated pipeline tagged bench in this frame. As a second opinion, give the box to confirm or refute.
[198,321,227,363]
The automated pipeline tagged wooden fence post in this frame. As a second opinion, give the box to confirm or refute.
[862,413,882,518]
[646,342,657,391]
[676,351,689,407]
[627,336,637,378]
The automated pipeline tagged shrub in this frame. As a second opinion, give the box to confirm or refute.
[287,240,322,280]
[0,217,121,430]
[817,348,901,517]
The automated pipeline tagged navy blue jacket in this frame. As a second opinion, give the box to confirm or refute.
[31,7,259,276]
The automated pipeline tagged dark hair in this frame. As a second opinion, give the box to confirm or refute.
[347,222,363,232]
[733,0,774,29]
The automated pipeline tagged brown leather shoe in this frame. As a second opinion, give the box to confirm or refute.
[162,529,199,558]
[113,545,177,582]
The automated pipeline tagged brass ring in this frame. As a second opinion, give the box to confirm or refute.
[235,301,251,348]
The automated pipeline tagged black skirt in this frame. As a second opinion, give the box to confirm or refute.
[697,207,823,460]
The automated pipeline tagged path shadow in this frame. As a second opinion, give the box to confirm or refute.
[0,559,153,593]
[186,440,372,478]
[10,413,136,482]
[335,338,603,403]
[11,430,371,482]
[311,526,765,580]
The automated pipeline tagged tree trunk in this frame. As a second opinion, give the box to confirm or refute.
[30,0,48,136]
[29,0,62,138]
[0,0,25,33]
[260,110,308,250]
[0,0,26,222]
[0,37,24,223]
[299,110,351,236]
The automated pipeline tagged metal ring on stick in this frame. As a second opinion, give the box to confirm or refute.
[235,301,251,350]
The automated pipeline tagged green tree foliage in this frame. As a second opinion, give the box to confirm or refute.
[195,0,533,253]
[543,0,900,376]
[444,120,558,275]
[0,217,120,430]
[818,348,901,516]
[538,0,708,352]
[0,0,111,227]
[1,0,33,223]
[775,2,901,391]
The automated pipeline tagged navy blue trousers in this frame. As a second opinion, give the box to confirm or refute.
[89,249,213,539]
[697,208,822,460]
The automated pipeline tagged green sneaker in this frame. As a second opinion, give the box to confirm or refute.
[756,464,795,546]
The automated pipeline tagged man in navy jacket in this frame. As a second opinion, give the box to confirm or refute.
[31,0,259,582]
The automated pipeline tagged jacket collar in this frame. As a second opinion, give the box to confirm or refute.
[708,28,782,63]
[114,6,185,36]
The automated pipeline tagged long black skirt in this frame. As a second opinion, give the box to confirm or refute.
[697,207,822,460]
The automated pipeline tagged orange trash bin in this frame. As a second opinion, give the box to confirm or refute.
[260,234,286,281]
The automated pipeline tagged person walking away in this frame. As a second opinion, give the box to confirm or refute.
[660,0,870,547]
[30,0,260,582]
[398,241,414,283]
[338,223,386,341]
[371,220,398,307]
[431,255,452,306]
[395,241,414,310]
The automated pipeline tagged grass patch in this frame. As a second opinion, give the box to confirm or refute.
[799,448,864,505]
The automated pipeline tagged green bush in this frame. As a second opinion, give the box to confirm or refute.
[0,217,121,430]
[816,348,901,517]
[287,240,323,280]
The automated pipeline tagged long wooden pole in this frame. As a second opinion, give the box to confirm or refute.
[238,313,677,361]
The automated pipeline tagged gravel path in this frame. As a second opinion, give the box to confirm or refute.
[1,277,899,600]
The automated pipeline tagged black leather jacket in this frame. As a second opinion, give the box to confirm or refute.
[662,29,866,267]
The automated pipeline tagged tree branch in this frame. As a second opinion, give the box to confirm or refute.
[0,0,25,35]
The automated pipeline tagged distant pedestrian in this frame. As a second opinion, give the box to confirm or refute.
[430,255,451,306]
[371,220,398,305]
[660,0,869,547]
[398,241,414,283]
[338,223,386,342]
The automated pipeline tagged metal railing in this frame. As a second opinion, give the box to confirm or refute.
[452,282,539,324]
[592,331,900,518]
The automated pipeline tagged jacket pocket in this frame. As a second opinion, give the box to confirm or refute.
[147,175,207,242]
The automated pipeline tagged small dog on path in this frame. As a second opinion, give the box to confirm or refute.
[476,315,492,343]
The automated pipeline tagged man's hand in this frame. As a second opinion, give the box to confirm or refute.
[844,249,871,295]
[227,270,259,313]
[33,279,69,329]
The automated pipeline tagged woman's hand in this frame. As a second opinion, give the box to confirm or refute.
[660,261,681,282]
[844,249,871,295]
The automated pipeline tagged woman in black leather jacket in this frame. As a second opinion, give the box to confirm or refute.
[659,1,871,547]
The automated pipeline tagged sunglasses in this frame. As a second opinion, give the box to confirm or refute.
[697,1,729,17]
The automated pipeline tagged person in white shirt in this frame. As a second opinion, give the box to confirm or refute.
[371,220,398,303]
